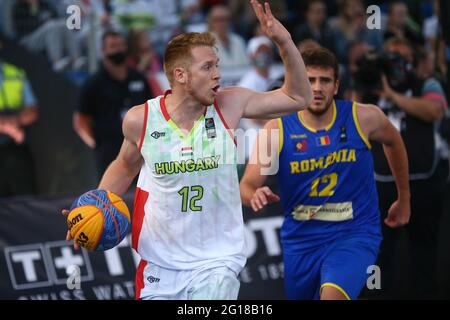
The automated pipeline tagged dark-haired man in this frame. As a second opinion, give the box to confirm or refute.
[240,47,411,300]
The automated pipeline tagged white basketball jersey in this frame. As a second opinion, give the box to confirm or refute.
[132,92,246,274]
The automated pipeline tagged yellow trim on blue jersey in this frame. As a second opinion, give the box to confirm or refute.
[320,282,351,300]
[351,101,372,149]
[297,101,337,132]
[297,112,315,132]
[277,118,284,155]
[326,101,337,131]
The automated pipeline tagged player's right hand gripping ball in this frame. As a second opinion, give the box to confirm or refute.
[67,189,131,251]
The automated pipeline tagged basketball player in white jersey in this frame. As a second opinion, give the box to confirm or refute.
[64,0,313,300]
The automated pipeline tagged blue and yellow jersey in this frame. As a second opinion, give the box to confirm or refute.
[277,100,381,254]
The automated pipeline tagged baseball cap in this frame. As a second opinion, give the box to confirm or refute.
[247,36,273,57]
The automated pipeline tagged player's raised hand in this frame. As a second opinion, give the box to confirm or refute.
[384,199,410,228]
[62,209,80,250]
[250,186,280,212]
[250,0,291,47]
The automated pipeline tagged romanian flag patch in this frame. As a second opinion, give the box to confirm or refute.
[316,135,330,146]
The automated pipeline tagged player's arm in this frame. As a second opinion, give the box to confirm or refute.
[63,105,144,248]
[217,1,312,128]
[356,103,410,228]
[98,105,145,195]
[240,119,280,212]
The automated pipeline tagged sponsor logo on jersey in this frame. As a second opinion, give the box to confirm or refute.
[295,139,308,152]
[205,117,216,139]
[292,202,353,221]
[339,126,347,142]
[147,276,160,284]
[290,133,308,139]
[151,131,166,139]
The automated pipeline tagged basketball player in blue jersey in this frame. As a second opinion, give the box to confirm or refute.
[240,47,411,300]
[63,1,313,300]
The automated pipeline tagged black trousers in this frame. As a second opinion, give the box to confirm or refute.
[0,144,36,197]
[369,160,449,299]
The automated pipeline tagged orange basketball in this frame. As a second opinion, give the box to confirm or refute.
[67,189,130,251]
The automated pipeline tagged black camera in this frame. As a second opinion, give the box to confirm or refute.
[353,51,412,94]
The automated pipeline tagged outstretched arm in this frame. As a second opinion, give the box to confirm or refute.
[356,103,410,228]
[218,1,312,128]
[247,0,312,113]
[240,119,281,212]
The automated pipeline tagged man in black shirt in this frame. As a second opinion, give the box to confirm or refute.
[74,30,153,177]
[363,38,448,299]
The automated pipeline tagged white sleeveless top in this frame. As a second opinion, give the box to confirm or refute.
[131,92,246,274]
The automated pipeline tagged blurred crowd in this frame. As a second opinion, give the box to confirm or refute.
[0,1,445,86]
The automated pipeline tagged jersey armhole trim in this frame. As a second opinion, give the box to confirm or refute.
[277,118,284,155]
[138,101,149,152]
[320,283,351,300]
[352,101,372,150]
[213,100,237,146]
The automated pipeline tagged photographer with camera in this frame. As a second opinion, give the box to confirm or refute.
[355,37,448,299]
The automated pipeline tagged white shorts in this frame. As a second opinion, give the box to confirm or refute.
[136,261,241,300]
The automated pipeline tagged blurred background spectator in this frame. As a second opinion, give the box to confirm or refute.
[297,38,321,53]
[13,0,82,71]
[73,31,153,177]
[356,37,448,299]
[59,0,113,66]
[293,0,335,53]
[238,36,281,92]
[237,35,283,172]
[229,0,288,40]
[328,0,383,63]
[339,40,371,99]
[422,0,446,79]
[207,5,249,70]
[110,0,205,58]
[126,29,163,96]
[384,1,425,47]
[0,39,39,197]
